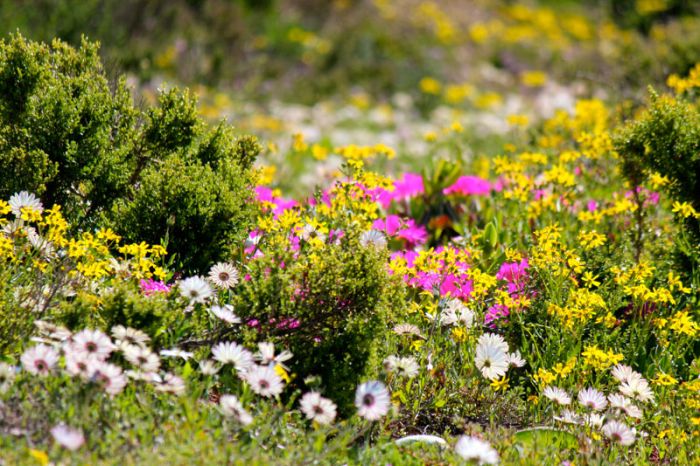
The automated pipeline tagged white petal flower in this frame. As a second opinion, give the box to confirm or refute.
[619,377,654,403]
[610,364,641,385]
[123,344,161,373]
[89,361,127,396]
[475,336,509,381]
[212,342,254,373]
[300,392,337,425]
[440,299,475,328]
[9,191,43,217]
[245,364,284,397]
[602,420,636,446]
[179,276,213,304]
[210,304,241,324]
[208,262,240,289]
[111,325,150,349]
[355,381,391,421]
[506,351,526,368]
[71,329,115,361]
[578,387,607,411]
[50,424,85,451]
[219,395,253,425]
[542,386,571,405]
[21,344,58,376]
[454,435,499,465]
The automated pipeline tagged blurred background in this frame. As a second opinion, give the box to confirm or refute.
[2,0,700,194]
[2,0,700,101]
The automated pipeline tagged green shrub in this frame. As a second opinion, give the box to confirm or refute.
[615,91,700,273]
[234,221,404,415]
[0,34,259,272]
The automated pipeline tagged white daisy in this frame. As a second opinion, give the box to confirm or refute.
[359,229,387,249]
[584,413,606,428]
[50,424,85,451]
[392,323,423,338]
[208,262,240,290]
[384,355,419,378]
[542,386,571,405]
[355,381,391,421]
[554,409,581,425]
[254,342,293,369]
[160,348,194,360]
[34,321,72,343]
[179,276,213,304]
[111,325,150,349]
[211,342,254,373]
[71,329,114,361]
[602,420,636,446]
[506,351,526,368]
[199,359,221,376]
[454,435,499,465]
[89,361,127,396]
[154,373,186,395]
[9,191,43,217]
[0,362,16,393]
[610,364,641,385]
[245,364,284,397]
[619,377,654,403]
[219,395,253,426]
[608,394,642,419]
[21,344,58,376]
[123,345,161,373]
[64,351,96,380]
[475,336,509,381]
[440,299,475,328]
[210,304,241,324]
[300,224,327,243]
[300,392,337,425]
[578,387,607,411]
[477,333,509,353]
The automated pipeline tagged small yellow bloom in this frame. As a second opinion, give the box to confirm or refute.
[653,372,678,386]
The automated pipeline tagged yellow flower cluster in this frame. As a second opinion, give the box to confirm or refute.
[581,345,624,371]
[667,63,700,94]
[1,199,166,281]
[335,143,396,161]
[532,357,576,386]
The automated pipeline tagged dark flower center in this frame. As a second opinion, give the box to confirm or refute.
[218,272,229,282]
[260,380,269,389]
[363,394,375,406]
[86,342,97,352]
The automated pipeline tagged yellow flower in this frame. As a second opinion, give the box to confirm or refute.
[0,200,10,216]
[669,311,700,337]
[672,201,699,219]
[419,77,442,95]
[581,271,601,288]
[653,372,678,386]
[521,70,547,87]
[490,376,509,392]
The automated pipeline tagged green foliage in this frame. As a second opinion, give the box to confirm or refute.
[235,226,404,415]
[0,34,259,272]
[615,91,700,271]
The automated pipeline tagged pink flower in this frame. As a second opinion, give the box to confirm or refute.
[397,220,427,247]
[139,279,171,296]
[372,215,402,236]
[485,304,510,327]
[392,173,424,199]
[443,176,491,196]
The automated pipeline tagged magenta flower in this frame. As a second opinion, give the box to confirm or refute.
[443,175,491,196]
[140,279,171,296]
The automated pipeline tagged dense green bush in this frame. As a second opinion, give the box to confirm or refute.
[615,91,700,273]
[0,34,259,272]
[234,222,405,415]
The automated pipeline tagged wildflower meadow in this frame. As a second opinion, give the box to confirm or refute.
[1,1,700,464]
